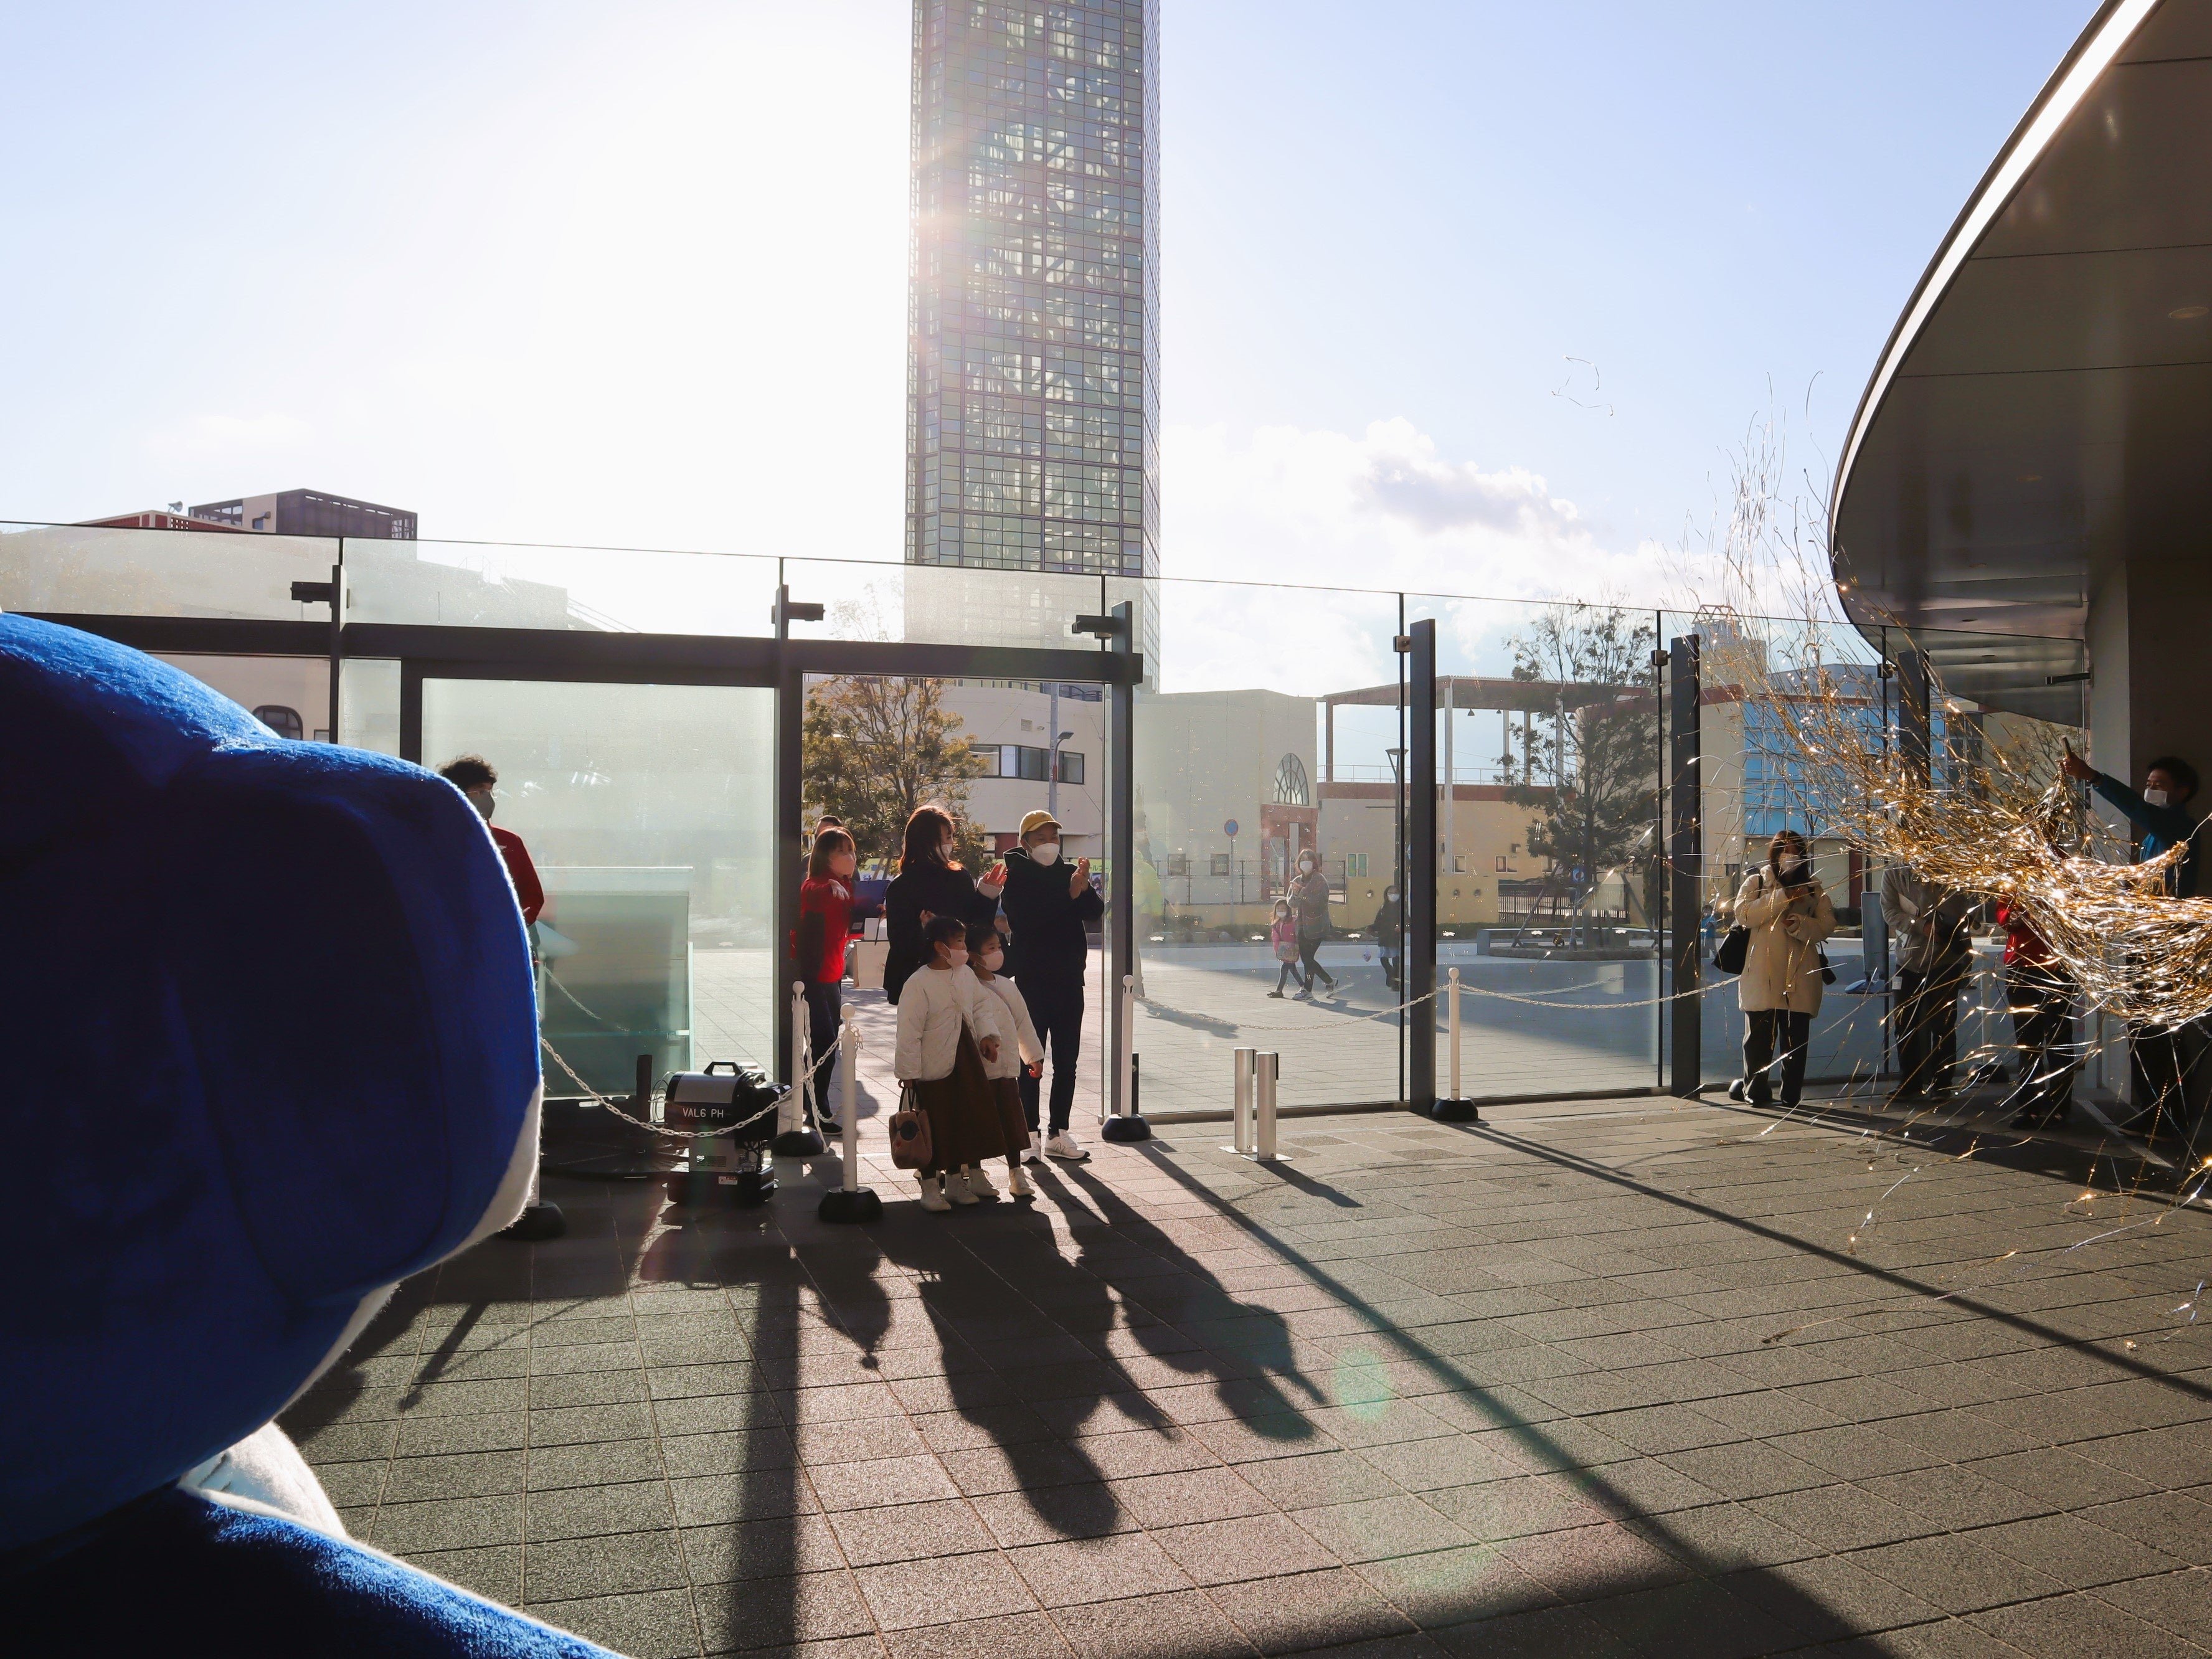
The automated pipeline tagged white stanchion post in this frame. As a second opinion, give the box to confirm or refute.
[1449,967,1463,1102]
[1232,1046,1255,1154]
[786,981,808,1138]
[818,1003,881,1221]
[1102,973,1152,1141]
[1120,974,1135,1115]
[1255,1051,1280,1161]
[840,1006,860,1193]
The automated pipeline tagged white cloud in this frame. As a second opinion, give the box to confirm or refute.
[1156,417,1676,694]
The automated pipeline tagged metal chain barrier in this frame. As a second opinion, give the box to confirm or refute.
[1135,969,1746,1032]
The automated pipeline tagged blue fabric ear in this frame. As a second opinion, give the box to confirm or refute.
[0,617,540,1549]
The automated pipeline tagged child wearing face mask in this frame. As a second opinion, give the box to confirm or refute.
[795,827,858,1130]
[894,914,1010,1211]
[1267,899,1304,998]
[967,923,1042,1198]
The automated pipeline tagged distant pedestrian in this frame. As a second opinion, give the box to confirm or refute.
[998,808,1102,1163]
[795,826,856,1130]
[1267,899,1303,998]
[968,922,1041,1199]
[1371,885,1404,992]
[1288,850,1336,1000]
[1728,831,1835,1108]
[884,805,1003,1007]
[894,915,1008,1211]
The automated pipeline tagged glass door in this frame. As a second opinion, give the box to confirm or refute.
[421,677,775,1097]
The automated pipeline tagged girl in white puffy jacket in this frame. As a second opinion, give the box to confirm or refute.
[895,914,1009,1211]
[968,922,1044,1199]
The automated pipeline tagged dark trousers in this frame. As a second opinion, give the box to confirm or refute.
[1298,928,1335,989]
[2006,965,2074,1118]
[804,981,843,1118]
[1743,1009,1812,1105]
[1014,975,1085,1135]
[2129,1020,2206,1135]
[1895,967,1960,1095]
[1274,960,1304,993]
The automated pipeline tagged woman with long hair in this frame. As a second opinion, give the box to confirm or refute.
[882,803,1004,1006]
[1728,829,1836,1108]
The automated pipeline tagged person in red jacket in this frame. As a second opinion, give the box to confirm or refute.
[1997,899,2074,1130]
[796,826,858,1128]
[439,754,562,1241]
[438,755,544,925]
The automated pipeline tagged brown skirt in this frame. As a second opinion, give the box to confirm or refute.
[912,1028,1010,1172]
[988,1077,1031,1156]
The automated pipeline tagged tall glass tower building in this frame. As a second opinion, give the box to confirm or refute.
[905,1,1160,603]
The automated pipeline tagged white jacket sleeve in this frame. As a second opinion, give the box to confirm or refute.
[894,975,929,1080]
[1736,872,1790,927]
[998,979,1044,1066]
[956,967,1004,1046]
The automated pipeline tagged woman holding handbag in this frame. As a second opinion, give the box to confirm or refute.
[893,914,1008,1211]
[1728,830,1836,1108]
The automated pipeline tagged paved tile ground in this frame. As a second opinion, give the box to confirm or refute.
[290,1090,2212,1658]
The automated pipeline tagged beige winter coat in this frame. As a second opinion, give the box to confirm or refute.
[1733,864,1837,1015]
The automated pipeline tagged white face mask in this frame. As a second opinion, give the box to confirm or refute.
[1031,840,1061,865]
[1298,858,1316,873]
[2145,788,2171,808]
[940,947,967,970]
[979,948,1003,974]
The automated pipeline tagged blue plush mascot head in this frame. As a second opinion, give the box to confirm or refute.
[0,616,542,1549]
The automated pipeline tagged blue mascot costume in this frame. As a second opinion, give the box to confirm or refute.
[1,617,620,1655]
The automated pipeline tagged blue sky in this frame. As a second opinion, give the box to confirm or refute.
[0,1,2094,633]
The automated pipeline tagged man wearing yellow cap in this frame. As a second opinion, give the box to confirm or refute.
[996,808,1102,1161]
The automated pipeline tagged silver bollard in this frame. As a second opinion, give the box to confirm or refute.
[1231,1046,1256,1154]
[1255,1051,1280,1161]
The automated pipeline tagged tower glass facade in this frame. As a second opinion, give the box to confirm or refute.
[906,1,1159,592]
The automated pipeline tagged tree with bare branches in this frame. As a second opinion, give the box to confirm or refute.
[801,676,991,869]
[1500,602,1660,944]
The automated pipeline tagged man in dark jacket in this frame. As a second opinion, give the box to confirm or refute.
[2063,744,2206,1136]
[999,810,1103,1161]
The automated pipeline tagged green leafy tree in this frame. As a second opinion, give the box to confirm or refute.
[802,675,991,871]
[1500,603,1660,943]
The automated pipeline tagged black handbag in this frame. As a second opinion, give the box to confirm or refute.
[1714,924,1749,975]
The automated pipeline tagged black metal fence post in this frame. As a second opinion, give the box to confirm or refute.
[1407,619,1437,1113]
[1668,635,1703,1097]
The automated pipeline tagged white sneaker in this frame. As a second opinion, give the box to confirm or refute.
[1006,1162,1035,1198]
[963,1163,998,1199]
[1045,1131,1089,1163]
[945,1169,980,1205]
[916,1175,952,1213]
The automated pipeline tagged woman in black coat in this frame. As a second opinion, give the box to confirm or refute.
[883,804,1004,1004]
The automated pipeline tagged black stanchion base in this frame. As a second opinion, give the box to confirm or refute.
[818,1188,884,1224]
[1100,1114,1151,1143]
[1430,1099,1481,1123]
[498,1201,567,1242]
[772,1128,826,1157]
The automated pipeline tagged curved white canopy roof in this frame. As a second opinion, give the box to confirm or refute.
[1830,0,2212,724]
